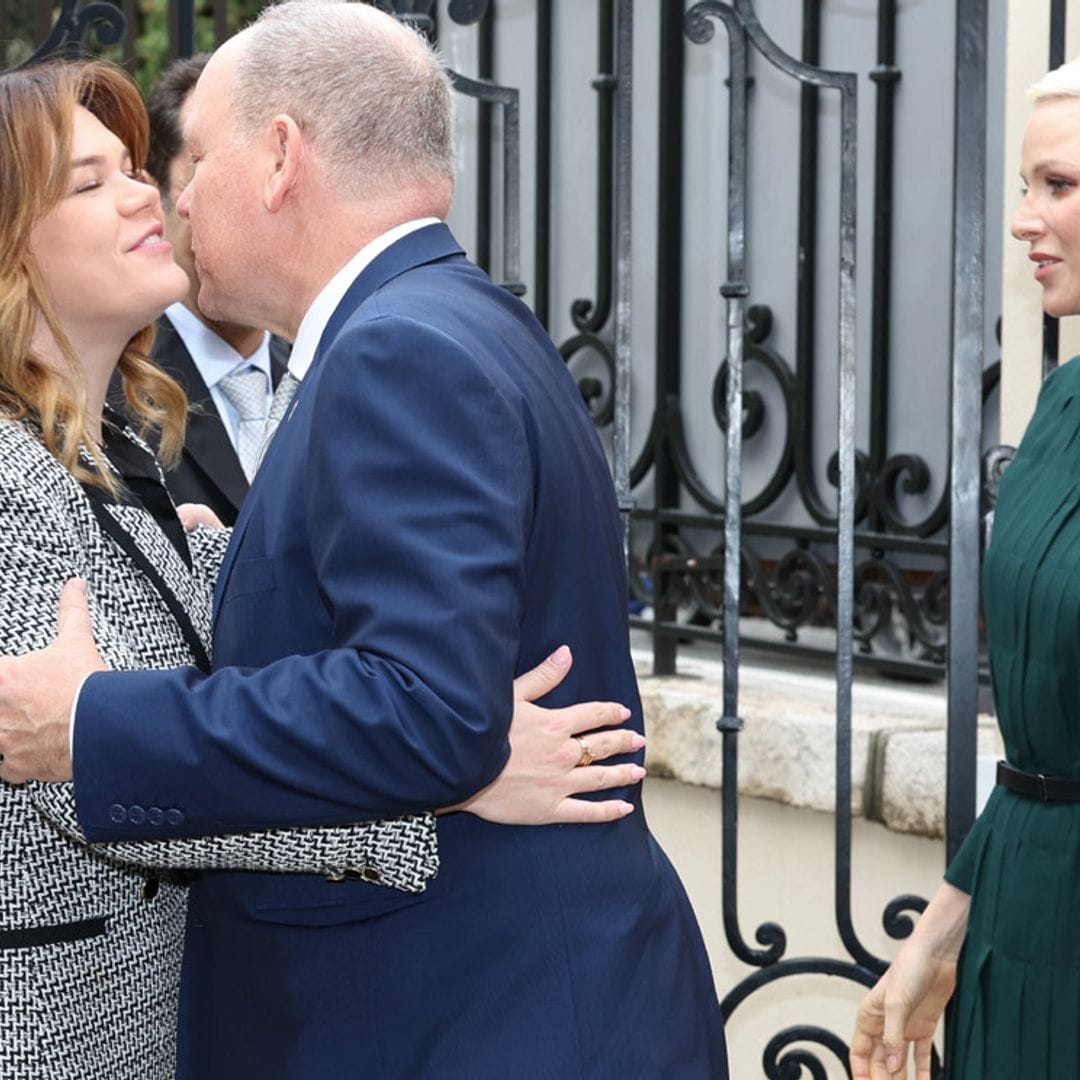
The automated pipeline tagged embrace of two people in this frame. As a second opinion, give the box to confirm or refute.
[0,2,727,1078]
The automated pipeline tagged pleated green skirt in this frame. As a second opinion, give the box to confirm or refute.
[945,357,1080,1078]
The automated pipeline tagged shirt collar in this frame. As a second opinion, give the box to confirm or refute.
[287,217,440,382]
[163,302,273,390]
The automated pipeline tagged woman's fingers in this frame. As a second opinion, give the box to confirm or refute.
[549,795,636,824]
[566,762,646,794]
[558,700,633,736]
[565,727,643,768]
[512,645,573,703]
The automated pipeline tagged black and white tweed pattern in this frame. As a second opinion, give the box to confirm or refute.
[0,419,437,1079]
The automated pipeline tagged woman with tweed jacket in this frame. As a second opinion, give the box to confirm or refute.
[0,60,638,1079]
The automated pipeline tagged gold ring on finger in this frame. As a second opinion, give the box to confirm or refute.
[574,735,593,768]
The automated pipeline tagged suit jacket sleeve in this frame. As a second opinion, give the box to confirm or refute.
[0,434,435,885]
[74,314,531,840]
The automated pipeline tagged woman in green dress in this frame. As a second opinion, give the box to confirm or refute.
[851,57,1080,1080]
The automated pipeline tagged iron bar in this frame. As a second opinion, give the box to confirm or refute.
[474,4,494,272]
[651,0,687,677]
[945,0,987,866]
[533,0,553,327]
[793,0,834,526]
[612,0,633,555]
[570,0,615,335]
[176,0,195,59]
[868,0,900,532]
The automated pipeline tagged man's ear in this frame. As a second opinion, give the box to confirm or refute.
[263,114,304,212]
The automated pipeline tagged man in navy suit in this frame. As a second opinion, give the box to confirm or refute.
[0,4,727,1076]
[141,55,288,525]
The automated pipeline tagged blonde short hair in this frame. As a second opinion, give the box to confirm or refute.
[1031,58,1080,102]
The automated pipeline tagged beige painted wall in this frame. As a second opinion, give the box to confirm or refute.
[1001,0,1080,445]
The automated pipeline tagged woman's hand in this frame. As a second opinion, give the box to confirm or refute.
[176,503,225,531]
[450,645,645,825]
[850,881,971,1080]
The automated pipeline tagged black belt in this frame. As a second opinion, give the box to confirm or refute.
[997,760,1080,803]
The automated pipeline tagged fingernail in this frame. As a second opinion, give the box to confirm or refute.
[548,645,571,667]
[70,578,87,594]
[630,733,646,749]
[630,765,646,781]
[617,802,634,816]
[886,1057,897,1073]
[618,706,631,720]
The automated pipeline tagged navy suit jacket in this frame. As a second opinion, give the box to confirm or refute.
[74,225,726,1078]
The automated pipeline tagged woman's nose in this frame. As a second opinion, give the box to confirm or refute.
[1011,195,1042,242]
[119,170,160,215]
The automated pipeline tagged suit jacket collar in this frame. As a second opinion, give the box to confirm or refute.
[212,223,464,627]
[314,222,464,371]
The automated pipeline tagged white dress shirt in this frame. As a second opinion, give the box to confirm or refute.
[286,217,441,383]
[163,302,274,452]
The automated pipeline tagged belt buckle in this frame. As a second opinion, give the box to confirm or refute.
[1038,772,1049,802]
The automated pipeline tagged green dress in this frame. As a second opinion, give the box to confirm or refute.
[946,356,1080,1078]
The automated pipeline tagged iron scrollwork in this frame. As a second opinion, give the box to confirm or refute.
[20,0,125,68]
[372,0,490,32]
[670,2,940,1074]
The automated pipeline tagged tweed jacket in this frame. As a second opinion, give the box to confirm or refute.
[0,417,437,1080]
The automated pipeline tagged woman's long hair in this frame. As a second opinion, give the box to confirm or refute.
[0,59,187,489]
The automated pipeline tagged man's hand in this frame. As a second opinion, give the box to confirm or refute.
[850,881,969,1080]
[453,645,645,825]
[0,579,108,784]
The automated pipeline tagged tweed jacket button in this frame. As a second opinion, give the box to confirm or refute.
[165,808,184,826]
[109,804,127,823]
[146,807,165,826]
[347,865,382,884]
[127,805,146,825]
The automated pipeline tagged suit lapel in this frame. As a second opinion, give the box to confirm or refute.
[314,223,464,373]
[213,223,466,625]
[154,318,250,517]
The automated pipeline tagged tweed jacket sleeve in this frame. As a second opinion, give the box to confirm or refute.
[0,421,437,895]
[29,785,438,892]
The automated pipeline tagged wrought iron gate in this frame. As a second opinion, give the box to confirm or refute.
[3,1,1014,1074]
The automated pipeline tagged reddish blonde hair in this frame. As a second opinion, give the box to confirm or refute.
[0,59,186,488]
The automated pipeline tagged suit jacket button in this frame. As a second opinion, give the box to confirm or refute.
[349,866,382,884]
[109,804,127,824]
[127,805,146,825]
[147,807,164,826]
[143,877,160,901]
[165,808,184,826]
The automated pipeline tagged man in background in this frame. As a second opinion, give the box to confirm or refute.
[141,54,287,524]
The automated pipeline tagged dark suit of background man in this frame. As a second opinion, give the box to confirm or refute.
[142,55,287,525]
[0,5,729,1077]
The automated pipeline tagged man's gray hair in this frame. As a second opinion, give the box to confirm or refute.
[1031,57,1080,103]
[230,0,455,200]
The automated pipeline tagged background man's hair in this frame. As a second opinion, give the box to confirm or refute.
[145,53,210,200]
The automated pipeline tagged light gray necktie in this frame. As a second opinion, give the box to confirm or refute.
[218,365,270,482]
[255,370,301,472]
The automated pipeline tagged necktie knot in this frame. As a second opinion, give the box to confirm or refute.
[219,366,269,423]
